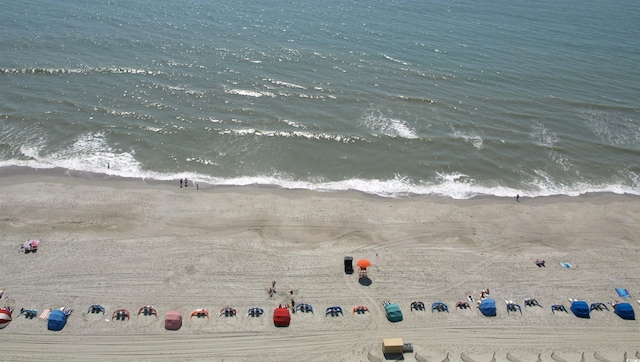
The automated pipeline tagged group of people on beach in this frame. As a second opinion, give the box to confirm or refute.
[268,281,276,297]
[270,281,296,311]
[278,300,296,310]
[466,288,490,304]
[179,178,198,190]
[480,289,490,300]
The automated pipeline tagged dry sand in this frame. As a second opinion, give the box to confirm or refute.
[1,169,639,361]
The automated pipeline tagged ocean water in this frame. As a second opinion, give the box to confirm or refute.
[1,0,639,198]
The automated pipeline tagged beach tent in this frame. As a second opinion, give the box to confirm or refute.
[614,303,635,320]
[479,299,497,317]
[273,307,291,327]
[47,310,67,331]
[385,303,403,322]
[0,307,13,329]
[165,310,182,330]
[570,300,590,318]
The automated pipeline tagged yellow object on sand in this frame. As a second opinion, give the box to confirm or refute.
[382,338,404,354]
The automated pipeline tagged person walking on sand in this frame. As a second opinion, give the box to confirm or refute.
[180,179,183,188]
[516,194,520,202]
[184,177,188,187]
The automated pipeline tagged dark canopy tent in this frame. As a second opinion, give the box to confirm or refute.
[479,299,497,317]
[614,303,635,320]
[47,310,67,331]
[570,300,590,318]
[344,256,353,274]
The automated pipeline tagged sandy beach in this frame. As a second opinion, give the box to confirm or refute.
[1,169,639,361]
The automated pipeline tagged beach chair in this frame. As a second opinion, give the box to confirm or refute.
[431,302,449,313]
[410,301,425,311]
[325,306,343,317]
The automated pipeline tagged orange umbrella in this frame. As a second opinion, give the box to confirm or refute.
[357,259,371,269]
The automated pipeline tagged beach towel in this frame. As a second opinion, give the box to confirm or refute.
[560,262,572,268]
[616,288,630,298]
[39,309,51,320]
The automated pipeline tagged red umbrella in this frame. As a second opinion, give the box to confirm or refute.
[357,259,371,269]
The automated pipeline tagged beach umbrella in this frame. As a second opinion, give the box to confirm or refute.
[357,259,371,269]
[47,310,67,331]
[0,307,13,329]
[614,303,635,320]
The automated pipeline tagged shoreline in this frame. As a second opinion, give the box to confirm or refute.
[2,164,638,201]
[1,170,639,361]
[2,164,639,211]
